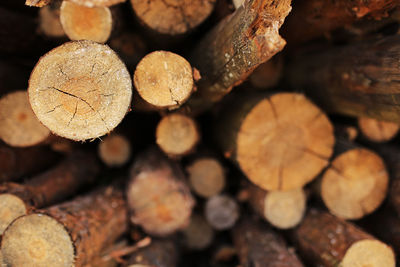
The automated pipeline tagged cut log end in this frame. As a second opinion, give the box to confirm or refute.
[28,40,132,141]
[60,1,112,43]
[205,195,239,230]
[321,148,388,220]
[0,91,50,147]
[134,51,193,109]
[358,117,399,143]
[68,0,126,7]
[182,214,214,250]
[39,5,65,38]
[264,188,306,229]
[187,158,225,198]
[1,214,74,267]
[0,194,27,235]
[98,134,131,167]
[156,113,199,157]
[341,239,395,267]
[237,93,334,191]
[130,0,216,35]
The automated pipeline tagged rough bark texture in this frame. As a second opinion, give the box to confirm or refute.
[288,35,400,122]
[283,0,399,44]
[0,144,59,182]
[185,0,292,114]
[232,218,304,267]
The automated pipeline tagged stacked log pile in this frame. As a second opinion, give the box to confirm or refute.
[1,0,400,266]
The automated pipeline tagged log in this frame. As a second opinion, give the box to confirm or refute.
[0,91,50,147]
[185,0,292,113]
[125,239,178,267]
[358,117,399,143]
[186,157,225,198]
[1,185,127,267]
[205,194,239,230]
[215,92,334,191]
[28,40,132,141]
[249,55,283,90]
[26,0,126,7]
[321,148,388,220]
[156,113,199,158]
[283,0,398,44]
[288,35,400,122]
[130,0,216,36]
[0,151,100,234]
[38,2,66,38]
[134,51,194,110]
[98,133,131,167]
[232,218,304,267]
[290,209,395,267]
[248,184,306,229]
[60,1,113,43]
[0,143,59,182]
[181,214,214,250]
[127,148,194,236]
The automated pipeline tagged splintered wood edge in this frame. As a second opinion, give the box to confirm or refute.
[98,134,131,166]
[358,117,400,142]
[187,158,225,198]
[0,194,27,235]
[134,51,194,109]
[182,214,214,250]
[0,91,50,147]
[1,214,74,267]
[341,239,395,267]
[60,1,112,43]
[130,0,216,35]
[28,40,132,141]
[156,113,199,156]
[237,93,335,191]
[264,188,306,229]
[205,195,239,230]
[321,148,388,220]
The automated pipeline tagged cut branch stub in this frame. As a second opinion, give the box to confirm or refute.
[0,91,50,147]
[134,51,194,110]
[28,40,132,141]
[130,0,216,35]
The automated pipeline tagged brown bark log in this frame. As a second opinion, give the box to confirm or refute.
[215,92,334,191]
[0,151,100,234]
[288,35,400,122]
[127,148,195,236]
[232,218,304,267]
[283,0,398,44]
[1,184,128,267]
[185,0,292,114]
[358,117,399,143]
[205,194,239,230]
[98,134,131,167]
[290,208,395,267]
[0,143,59,182]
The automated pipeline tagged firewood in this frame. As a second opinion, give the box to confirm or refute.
[60,1,113,43]
[290,209,395,267]
[216,92,334,191]
[130,0,216,36]
[181,214,214,250]
[0,91,50,147]
[25,0,51,7]
[156,113,199,158]
[134,51,194,110]
[232,0,243,10]
[232,218,304,267]
[185,0,292,113]
[26,0,126,7]
[0,144,59,182]
[28,40,132,141]
[205,194,239,230]
[38,2,66,39]
[186,157,225,198]
[283,0,398,44]
[321,147,388,220]
[125,239,178,267]
[248,184,306,229]
[127,148,194,236]
[1,185,127,267]
[358,117,399,143]
[0,151,99,234]
[98,134,131,167]
[249,55,283,90]
[288,35,400,122]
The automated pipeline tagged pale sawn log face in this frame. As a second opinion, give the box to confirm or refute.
[358,117,400,143]
[28,40,132,141]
